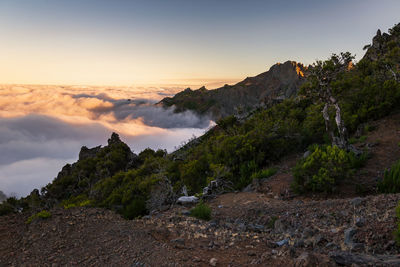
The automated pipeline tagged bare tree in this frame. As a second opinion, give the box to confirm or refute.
[301,52,354,150]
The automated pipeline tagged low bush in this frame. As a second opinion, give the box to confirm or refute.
[292,145,360,193]
[250,168,277,181]
[190,202,211,221]
[26,210,51,224]
[121,198,147,220]
[349,135,367,144]
[378,160,400,193]
[62,194,92,209]
[0,202,14,216]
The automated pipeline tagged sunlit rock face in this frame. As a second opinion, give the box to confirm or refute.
[159,61,306,119]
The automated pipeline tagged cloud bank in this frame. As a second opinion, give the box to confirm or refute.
[0,85,213,197]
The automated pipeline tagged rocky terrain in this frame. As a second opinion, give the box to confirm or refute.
[159,61,306,119]
[1,192,400,266]
[1,113,400,266]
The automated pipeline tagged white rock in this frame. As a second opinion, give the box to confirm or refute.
[209,257,218,266]
[177,196,199,204]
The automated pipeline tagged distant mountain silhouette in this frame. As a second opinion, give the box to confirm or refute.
[159,61,306,119]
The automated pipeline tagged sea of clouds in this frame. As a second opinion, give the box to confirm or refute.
[0,84,213,197]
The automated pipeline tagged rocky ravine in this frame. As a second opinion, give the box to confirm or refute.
[1,191,400,266]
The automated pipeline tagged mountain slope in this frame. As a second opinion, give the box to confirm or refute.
[159,61,306,119]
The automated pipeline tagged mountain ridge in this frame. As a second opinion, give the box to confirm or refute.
[159,60,306,120]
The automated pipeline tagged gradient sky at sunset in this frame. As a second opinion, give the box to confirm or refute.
[1,0,400,86]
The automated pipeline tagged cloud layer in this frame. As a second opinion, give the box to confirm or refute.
[71,93,211,128]
[0,85,212,196]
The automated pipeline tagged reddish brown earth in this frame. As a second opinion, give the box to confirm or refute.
[1,114,400,266]
[1,194,400,266]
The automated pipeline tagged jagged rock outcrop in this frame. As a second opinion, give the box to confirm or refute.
[42,132,138,201]
[146,177,176,212]
[79,146,101,160]
[363,23,400,61]
[159,61,306,120]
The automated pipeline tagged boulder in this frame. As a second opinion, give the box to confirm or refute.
[209,257,218,266]
[177,196,199,204]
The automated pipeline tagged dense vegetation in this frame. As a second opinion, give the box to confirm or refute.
[292,145,366,193]
[1,23,400,219]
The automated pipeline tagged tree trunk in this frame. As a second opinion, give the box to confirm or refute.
[386,64,399,82]
[322,103,335,142]
[322,102,349,150]
[333,103,349,150]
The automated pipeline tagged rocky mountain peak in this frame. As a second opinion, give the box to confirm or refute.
[363,23,400,61]
[159,60,306,119]
[266,61,305,81]
[79,145,102,161]
[108,132,122,145]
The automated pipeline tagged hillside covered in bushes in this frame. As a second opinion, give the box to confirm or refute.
[1,23,400,222]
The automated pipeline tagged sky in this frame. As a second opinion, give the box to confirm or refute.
[0,0,400,196]
[0,0,399,86]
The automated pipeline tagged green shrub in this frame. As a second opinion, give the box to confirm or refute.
[292,145,357,193]
[121,198,147,220]
[350,152,369,169]
[349,135,367,144]
[26,210,51,224]
[0,202,14,216]
[250,168,277,181]
[359,135,367,143]
[62,194,92,209]
[190,202,211,221]
[349,137,358,145]
[378,160,400,193]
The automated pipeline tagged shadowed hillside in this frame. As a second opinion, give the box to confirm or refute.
[159,61,306,119]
